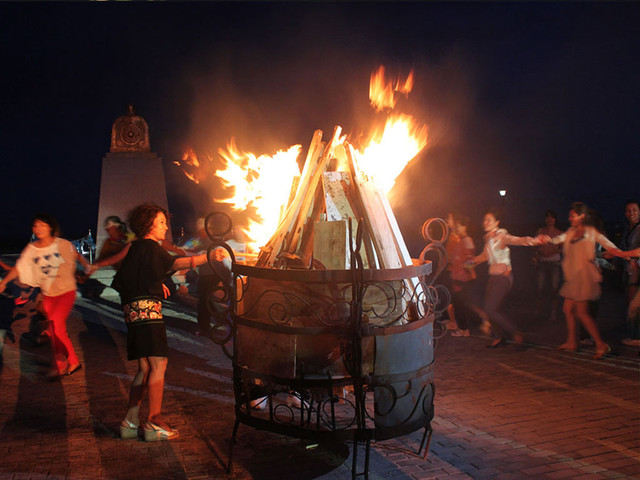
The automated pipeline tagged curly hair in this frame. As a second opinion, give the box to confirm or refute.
[127,203,168,238]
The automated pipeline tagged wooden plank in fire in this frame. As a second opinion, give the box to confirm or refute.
[257,129,325,266]
[313,219,350,269]
[344,144,400,269]
[345,144,423,312]
[321,171,377,269]
[282,126,344,264]
[356,177,403,269]
[375,180,426,304]
[293,182,327,267]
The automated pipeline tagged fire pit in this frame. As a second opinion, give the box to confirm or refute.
[201,128,448,478]
[206,224,441,478]
[181,66,449,478]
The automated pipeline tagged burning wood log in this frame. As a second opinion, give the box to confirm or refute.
[256,129,325,266]
[321,171,376,269]
[257,127,344,268]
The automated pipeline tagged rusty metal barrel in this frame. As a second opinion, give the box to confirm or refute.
[223,262,436,478]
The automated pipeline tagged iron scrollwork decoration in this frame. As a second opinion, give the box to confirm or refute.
[207,213,446,479]
[419,218,451,341]
[203,211,236,353]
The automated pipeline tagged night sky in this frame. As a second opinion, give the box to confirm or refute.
[1,2,638,253]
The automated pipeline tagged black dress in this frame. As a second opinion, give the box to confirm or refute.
[112,239,176,360]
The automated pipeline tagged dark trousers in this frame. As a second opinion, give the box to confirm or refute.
[484,273,518,339]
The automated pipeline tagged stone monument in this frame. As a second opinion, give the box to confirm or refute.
[96,105,172,254]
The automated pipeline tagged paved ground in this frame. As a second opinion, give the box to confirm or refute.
[0,269,638,480]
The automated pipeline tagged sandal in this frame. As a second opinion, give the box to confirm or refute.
[593,344,611,360]
[120,419,139,439]
[144,420,179,442]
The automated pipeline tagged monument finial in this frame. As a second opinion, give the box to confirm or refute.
[110,105,150,152]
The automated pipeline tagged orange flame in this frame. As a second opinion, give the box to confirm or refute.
[215,140,302,251]
[174,148,203,184]
[355,113,427,193]
[369,66,415,112]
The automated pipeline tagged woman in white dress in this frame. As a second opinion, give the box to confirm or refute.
[552,202,621,359]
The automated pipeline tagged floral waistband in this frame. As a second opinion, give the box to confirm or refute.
[123,298,163,325]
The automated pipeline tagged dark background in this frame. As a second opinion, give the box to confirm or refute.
[1,1,638,254]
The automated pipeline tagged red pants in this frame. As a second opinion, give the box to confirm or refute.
[43,290,79,373]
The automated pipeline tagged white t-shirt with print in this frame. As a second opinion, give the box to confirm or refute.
[15,238,77,296]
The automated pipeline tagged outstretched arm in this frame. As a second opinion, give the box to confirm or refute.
[606,247,640,259]
[501,233,549,247]
[0,267,19,294]
[88,243,132,274]
[170,253,209,271]
[596,231,622,256]
[473,249,488,265]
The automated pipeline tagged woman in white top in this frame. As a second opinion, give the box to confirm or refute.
[551,202,621,359]
[472,208,545,349]
[0,213,91,377]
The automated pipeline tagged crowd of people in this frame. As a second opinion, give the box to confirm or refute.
[0,198,638,444]
[443,200,640,360]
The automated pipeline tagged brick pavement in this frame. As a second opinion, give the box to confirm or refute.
[0,284,638,480]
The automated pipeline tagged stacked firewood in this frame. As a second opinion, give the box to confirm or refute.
[255,127,417,276]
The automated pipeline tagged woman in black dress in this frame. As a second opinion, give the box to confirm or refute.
[111,203,208,441]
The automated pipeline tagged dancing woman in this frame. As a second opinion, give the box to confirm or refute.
[551,202,621,359]
[0,213,90,378]
[106,203,209,441]
[471,208,545,349]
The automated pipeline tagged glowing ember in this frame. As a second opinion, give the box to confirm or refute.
[369,66,414,112]
[215,140,302,252]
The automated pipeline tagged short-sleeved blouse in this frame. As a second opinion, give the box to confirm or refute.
[112,238,176,305]
[15,238,77,296]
